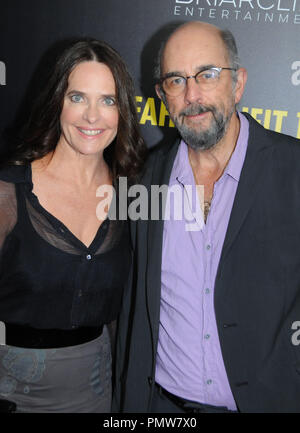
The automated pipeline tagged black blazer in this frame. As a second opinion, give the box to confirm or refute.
[114,113,300,413]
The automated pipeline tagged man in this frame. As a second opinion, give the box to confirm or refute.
[113,21,300,413]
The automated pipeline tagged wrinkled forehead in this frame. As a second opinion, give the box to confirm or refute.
[161,25,229,75]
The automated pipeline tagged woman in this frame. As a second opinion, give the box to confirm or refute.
[0,39,146,412]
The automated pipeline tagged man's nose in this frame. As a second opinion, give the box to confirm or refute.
[184,76,205,104]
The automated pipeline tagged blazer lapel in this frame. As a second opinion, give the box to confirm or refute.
[217,113,274,274]
[146,140,180,344]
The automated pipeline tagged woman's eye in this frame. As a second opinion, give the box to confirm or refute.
[103,97,116,106]
[70,94,83,103]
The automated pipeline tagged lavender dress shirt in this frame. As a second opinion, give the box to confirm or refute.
[155,112,249,411]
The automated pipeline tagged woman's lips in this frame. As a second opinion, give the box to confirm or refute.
[77,127,104,138]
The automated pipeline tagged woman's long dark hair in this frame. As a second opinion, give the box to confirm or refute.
[9,39,147,182]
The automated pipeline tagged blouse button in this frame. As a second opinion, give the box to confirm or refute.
[86,254,92,260]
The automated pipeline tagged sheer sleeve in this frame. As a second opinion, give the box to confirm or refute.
[0,180,17,250]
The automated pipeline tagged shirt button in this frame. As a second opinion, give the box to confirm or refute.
[205,288,210,294]
[206,379,213,385]
[86,254,92,260]
[206,244,211,250]
[204,334,210,340]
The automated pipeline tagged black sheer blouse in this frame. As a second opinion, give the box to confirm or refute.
[0,165,131,330]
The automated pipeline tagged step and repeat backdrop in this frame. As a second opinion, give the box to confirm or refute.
[0,0,299,149]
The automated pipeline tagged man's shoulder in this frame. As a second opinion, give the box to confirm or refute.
[148,136,180,160]
[244,113,300,183]
[264,128,300,159]
[261,125,299,148]
[140,137,181,183]
[245,112,300,154]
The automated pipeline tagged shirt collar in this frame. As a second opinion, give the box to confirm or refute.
[169,139,192,186]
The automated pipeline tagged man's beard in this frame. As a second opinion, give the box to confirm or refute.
[165,99,234,151]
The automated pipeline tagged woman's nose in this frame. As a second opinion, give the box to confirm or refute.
[83,103,100,123]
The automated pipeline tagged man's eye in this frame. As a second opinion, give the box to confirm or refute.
[171,77,185,86]
[103,97,116,106]
[70,94,83,103]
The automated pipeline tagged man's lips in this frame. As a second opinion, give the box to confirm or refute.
[185,112,209,119]
[180,106,212,118]
[183,111,211,123]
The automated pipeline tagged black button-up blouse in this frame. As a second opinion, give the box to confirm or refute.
[0,165,131,329]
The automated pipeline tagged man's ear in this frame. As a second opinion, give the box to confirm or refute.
[155,84,163,100]
[234,67,247,105]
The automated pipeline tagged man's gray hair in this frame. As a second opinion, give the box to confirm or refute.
[219,28,240,84]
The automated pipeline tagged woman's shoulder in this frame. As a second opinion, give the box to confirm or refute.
[0,165,21,230]
[0,164,28,184]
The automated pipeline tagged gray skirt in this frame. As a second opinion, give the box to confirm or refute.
[0,325,111,413]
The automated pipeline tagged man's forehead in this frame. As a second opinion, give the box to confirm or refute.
[162,25,227,74]
[165,22,221,49]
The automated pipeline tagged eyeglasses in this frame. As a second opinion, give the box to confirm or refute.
[159,67,237,97]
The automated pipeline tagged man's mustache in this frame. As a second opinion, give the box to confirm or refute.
[179,104,216,118]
